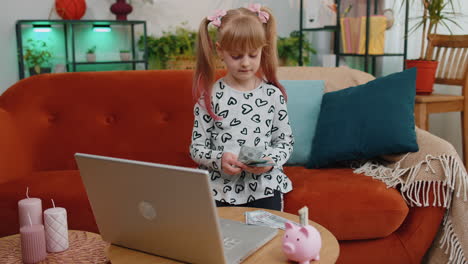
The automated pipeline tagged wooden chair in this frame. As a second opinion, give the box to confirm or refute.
[414,34,468,166]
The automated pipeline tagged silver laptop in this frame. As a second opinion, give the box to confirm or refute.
[75,153,277,264]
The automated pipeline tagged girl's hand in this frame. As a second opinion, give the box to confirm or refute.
[222,152,247,175]
[243,157,275,174]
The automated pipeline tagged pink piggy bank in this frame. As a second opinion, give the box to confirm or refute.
[282,222,322,264]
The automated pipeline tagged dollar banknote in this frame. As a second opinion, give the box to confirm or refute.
[238,146,275,167]
[244,210,300,230]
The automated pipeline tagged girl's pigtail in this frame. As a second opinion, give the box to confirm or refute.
[260,7,287,101]
[193,18,220,120]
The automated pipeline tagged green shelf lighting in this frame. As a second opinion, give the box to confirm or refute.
[93,24,111,32]
[33,25,51,33]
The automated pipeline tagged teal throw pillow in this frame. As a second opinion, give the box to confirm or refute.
[280,80,325,166]
[307,68,419,168]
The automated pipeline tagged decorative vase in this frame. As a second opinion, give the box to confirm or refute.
[406,59,439,95]
[120,52,131,61]
[55,0,86,20]
[110,0,133,21]
[86,53,96,62]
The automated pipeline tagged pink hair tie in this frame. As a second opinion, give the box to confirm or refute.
[207,9,227,28]
[247,3,269,23]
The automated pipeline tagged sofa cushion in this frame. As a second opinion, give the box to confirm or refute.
[280,80,324,165]
[0,170,98,237]
[307,68,418,168]
[283,167,409,240]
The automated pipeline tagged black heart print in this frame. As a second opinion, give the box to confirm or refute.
[218,110,229,118]
[228,97,237,105]
[220,199,227,203]
[272,126,279,132]
[249,182,258,191]
[224,179,231,184]
[283,182,288,189]
[252,174,260,180]
[221,133,232,143]
[215,103,219,114]
[235,184,244,193]
[215,122,223,130]
[194,120,198,128]
[265,119,272,127]
[268,105,275,113]
[237,139,246,146]
[213,189,218,196]
[241,128,248,135]
[254,137,260,146]
[255,98,268,107]
[212,161,218,170]
[264,174,272,180]
[223,186,232,193]
[219,82,225,90]
[278,110,287,121]
[279,133,285,139]
[195,107,199,116]
[264,187,274,195]
[254,127,261,133]
[211,132,218,140]
[216,92,224,99]
[205,152,212,159]
[277,175,283,183]
[193,131,202,140]
[240,171,246,180]
[205,139,210,147]
[211,171,221,180]
[267,88,276,96]
[247,195,256,203]
[244,93,253,100]
[280,95,285,104]
[242,104,253,115]
[251,114,261,123]
[230,198,236,203]
[230,118,241,126]
[207,126,214,133]
[203,114,212,123]
[217,146,224,151]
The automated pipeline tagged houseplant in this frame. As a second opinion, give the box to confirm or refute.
[138,24,198,69]
[23,39,53,76]
[86,46,96,62]
[277,31,316,66]
[119,49,131,61]
[405,0,461,94]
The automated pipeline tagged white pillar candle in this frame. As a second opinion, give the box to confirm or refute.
[18,187,43,228]
[44,199,69,253]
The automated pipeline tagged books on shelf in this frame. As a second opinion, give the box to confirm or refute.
[340,16,386,55]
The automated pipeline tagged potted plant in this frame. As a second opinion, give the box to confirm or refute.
[23,39,53,76]
[120,49,132,61]
[405,0,461,94]
[86,46,96,62]
[138,23,221,69]
[277,31,316,66]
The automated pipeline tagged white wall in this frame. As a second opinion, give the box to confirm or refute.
[0,0,298,94]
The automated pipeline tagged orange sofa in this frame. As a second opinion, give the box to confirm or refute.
[0,69,445,263]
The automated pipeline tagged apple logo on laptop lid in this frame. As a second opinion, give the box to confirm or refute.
[138,201,157,221]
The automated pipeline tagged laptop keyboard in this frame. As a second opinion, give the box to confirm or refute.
[223,237,242,250]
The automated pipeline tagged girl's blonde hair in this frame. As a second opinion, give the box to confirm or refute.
[193,6,286,120]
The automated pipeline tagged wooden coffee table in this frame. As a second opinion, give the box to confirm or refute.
[106,207,339,263]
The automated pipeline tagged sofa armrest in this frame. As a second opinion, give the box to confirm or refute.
[0,109,32,184]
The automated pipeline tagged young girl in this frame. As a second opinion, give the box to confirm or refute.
[190,4,294,211]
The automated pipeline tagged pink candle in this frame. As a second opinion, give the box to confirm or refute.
[18,187,43,228]
[20,217,47,263]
